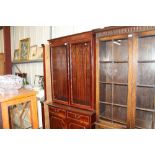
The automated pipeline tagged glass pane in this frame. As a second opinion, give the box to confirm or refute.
[99,37,128,126]
[136,35,155,129]
[113,85,128,106]
[113,39,128,61]
[100,63,112,82]
[136,87,155,109]
[100,103,112,120]
[100,84,112,103]
[113,106,127,124]
[52,46,68,102]
[8,101,31,129]
[71,42,91,106]
[136,110,154,129]
[138,36,155,61]
[138,63,155,85]
[113,63,128,83]
[99,41,112,61]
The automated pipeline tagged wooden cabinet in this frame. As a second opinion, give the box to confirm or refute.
[43,31,96,129]
[50,32,95,110]
[95,26,155,129]
[48,103,96,129]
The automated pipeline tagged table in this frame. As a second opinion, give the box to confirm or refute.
[0,88,39,129]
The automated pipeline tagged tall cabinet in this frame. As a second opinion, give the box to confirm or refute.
[44,32,96,129]
[95,26,155,129]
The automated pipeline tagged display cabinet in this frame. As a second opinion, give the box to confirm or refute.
[43,31,96,129]
[95,26,155,129]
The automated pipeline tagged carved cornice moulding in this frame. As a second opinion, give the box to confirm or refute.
[95,26,155,38]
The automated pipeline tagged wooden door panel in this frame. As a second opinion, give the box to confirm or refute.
[51,46,69,104]
[49,115,66,129]
[70,42,92,108]
[68,122,86,129]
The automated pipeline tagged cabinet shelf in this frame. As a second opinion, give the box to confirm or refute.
[138,60,155,63]
[99,81,128,86]
[137,84,155,88]
[100,101,127,108]
[136,107,155,112]
[12,59,43,64]
[99,115,127,125]
[99,60,128,63]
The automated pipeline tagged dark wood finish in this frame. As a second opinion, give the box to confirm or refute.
[3,26,12,74]
[96,26,155,129]
[44,32,96,129]
[51,45,69,104]
[41,102,45,129]
[70,42,92,109]
[49,31,95,110]
[48,103,96,129]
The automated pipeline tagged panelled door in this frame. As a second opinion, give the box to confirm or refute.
[51,44,69,105]
[70,41,93,110]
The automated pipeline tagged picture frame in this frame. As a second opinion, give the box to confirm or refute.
[37,46,43,59]
[29,45,38,60]
[19,38,30,61]
[13,49,20,61]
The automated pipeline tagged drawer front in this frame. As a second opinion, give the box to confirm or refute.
[49,106,66,118]
[67,111,89,124]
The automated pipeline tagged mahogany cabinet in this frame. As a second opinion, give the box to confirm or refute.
[48,103,96,129]
[44,31,96,129]
[95,26,155,129]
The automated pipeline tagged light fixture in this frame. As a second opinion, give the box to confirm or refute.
[113,41,121,45]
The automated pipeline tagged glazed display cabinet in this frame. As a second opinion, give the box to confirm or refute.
[95,26,155,129]
[43,31,96,129]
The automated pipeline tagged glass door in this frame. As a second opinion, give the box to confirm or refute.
[135,35,155,128]
[51,45,69,104]
[70,42,92,109]
[99,36,129,126]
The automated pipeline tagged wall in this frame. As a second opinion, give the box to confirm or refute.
[11,26,103,84]
[11,26,50,85]
[51,26,103,38]
[0,29,4,53]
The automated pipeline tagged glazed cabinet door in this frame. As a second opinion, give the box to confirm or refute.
[51,45,69,105]
[135,34,155,129]
[98,35,130,128]
[70,42,92,110]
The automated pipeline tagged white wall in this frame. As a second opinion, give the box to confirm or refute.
[11,26,102,84]
[0,29,4,53]
[11,26,50,85]
[51,26,102,38]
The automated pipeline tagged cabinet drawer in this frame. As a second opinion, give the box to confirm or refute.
[67,111,89,124]
[49,106,66,118]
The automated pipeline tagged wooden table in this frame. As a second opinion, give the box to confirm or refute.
[0,88,39,129]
